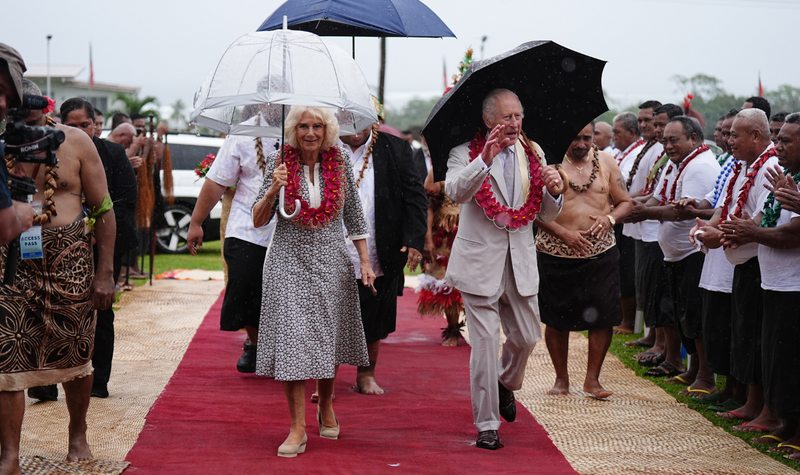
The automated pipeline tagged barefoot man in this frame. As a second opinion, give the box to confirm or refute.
[535,122,632,398]
[0,45,116,473]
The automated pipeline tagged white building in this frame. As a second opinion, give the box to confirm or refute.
[24,64,139,119]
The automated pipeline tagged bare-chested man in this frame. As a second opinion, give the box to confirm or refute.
[0,78,116,473]
[535,122,632,398]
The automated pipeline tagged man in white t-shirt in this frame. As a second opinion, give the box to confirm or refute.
[623,104,682,361]
[672,109,741,407]
[616,101,663,334]
[693,108,780,428]
[627,117,719,385]
[187,111,278,373]
[713,113,800,445]
[610,112,646,337]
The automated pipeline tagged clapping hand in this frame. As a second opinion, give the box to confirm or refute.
[719,210,756,249]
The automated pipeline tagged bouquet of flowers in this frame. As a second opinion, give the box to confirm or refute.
[195,153,215,180]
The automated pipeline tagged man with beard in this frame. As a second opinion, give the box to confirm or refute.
[535,122,632,398]
[692,109,780,430]
[339,117,427,395]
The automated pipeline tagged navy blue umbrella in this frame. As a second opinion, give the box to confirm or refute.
[257,0,455,38]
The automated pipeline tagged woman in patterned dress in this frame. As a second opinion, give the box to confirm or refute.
[252,106,374,457]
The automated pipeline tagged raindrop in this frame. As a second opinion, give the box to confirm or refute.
[582,307,598,323]
[561,57,576,73]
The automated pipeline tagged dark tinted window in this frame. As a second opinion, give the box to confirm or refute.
[168,144,222,170]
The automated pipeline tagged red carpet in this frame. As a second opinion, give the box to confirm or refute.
[125,290,577,474]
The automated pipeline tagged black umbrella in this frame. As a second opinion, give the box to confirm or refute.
[422,41,608,182]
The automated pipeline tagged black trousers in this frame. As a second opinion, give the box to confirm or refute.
[92,253,122,388]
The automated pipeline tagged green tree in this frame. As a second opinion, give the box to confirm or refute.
[765,85,800,115]
[107,93,161,122]
[384,96,440,132]
[671,74,746,138]
[170,99,187,130]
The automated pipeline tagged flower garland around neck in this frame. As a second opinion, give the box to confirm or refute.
[658,144,709,206]
[352,124,380,187]
[281,145,347,230]
[720,147,778,221]
[556,145,599,193]
[626,138,657,189]
[467,128,543,230]
[615,137,646,166]
[711,158,737,207]
[5,116,59,225]
[760,167,800,228]
[641,151,669,195]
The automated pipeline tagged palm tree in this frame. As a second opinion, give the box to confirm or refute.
[170,99,186,130]
[107,93,161,122]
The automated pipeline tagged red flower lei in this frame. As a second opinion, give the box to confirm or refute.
[641,151,667,195]
[658,144,709,206]
[281,145,347,230]
[719,147,777,221]
[615,138,646,166]
[467,129,544,230]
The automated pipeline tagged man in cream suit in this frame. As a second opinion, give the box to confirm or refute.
[445,88,564,450]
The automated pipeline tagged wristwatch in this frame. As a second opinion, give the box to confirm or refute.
[606,214,616,226]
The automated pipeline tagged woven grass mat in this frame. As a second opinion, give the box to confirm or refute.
[18,280,224,466]
[19,456,129,475]
[513,329,797,475]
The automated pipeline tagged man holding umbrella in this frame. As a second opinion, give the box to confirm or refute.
[445,88,564,450]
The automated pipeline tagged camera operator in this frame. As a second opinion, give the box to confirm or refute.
[0,43,34,245]
[0,48,116,472]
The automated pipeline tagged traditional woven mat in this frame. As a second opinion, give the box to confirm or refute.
[513,329,797,475]
[18,279,224,464]
[155,269,225,281]
[19,456,129,475]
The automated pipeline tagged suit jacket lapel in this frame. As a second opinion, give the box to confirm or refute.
[489,158,511,206]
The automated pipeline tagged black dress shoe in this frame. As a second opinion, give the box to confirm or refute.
[237,344,257,373]
[476,430,504,450]
[91,386,109,398]
[27,385,58,402]
[498,381,516,422]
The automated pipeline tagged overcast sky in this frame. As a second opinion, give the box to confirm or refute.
[4,0,798,116]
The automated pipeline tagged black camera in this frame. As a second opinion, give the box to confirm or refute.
[2,94,64,167]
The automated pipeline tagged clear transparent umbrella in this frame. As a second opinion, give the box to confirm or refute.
[189,29,377,138]
[189,28,378,218]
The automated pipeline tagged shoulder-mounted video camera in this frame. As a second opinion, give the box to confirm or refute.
[2,94,64,167]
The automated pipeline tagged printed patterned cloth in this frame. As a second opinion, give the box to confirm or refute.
[0,221,95,391]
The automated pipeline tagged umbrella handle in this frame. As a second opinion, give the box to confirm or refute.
[278,186,301,219]
[555,168,570,195]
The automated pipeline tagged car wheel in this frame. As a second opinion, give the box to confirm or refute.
[156,203,193,253]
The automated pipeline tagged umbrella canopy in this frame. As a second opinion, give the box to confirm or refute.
[190,30,377,137]
[257,0,455,37]
[422,41,608,182]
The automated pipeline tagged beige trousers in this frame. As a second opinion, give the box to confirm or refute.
[461,255,542,432]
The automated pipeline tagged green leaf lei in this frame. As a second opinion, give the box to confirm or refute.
[760,168,800,228]
[85,195,114,232]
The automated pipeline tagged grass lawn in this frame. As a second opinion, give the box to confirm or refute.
[609,331,800,472]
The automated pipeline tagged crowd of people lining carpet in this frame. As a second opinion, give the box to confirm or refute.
[1,37,800,473]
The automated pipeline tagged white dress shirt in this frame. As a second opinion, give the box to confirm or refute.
[759,210,800,292]
[206,122,277,247]
[623,141,664,241]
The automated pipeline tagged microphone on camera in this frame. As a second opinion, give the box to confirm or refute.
[20,95,49,110]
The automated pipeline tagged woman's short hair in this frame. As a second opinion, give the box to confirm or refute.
[284,106,339,150]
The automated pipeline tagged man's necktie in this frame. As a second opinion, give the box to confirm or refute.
[503,150,515,205]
